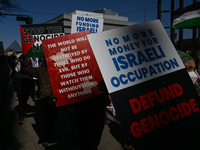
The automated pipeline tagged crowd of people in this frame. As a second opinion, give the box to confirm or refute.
[0,53,135,150]
[1,48,199,150]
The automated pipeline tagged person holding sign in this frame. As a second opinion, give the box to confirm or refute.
[72,79,114,150]
[98,80,136,150]
[177,50,200,95]
[124,145,135,150]
[30,57,40,101]
[177,50,196,72]
[75,93,107,150]
[12,53,34,125]
[19,54,57,147]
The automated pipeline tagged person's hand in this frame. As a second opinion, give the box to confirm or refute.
[19,54,25,61]
[124,145,135,150]
[52,99,56,103]
[20,57,30,62]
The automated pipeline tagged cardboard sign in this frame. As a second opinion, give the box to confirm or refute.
[71,14,104,34]
[0,41,4,56]
[20,23,66,58]
[87,20,200,149]
[42,30,103,107]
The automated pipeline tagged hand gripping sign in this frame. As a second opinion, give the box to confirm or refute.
[87,20,200,149]
[42,30,103,106]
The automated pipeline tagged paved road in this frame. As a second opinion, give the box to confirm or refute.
[0,84,125,150]
[2,84,200,150]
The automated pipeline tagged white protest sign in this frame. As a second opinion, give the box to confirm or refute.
[87,20,185,93]
[71,14,104,34]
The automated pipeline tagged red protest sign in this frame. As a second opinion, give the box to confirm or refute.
[42,30,103,106]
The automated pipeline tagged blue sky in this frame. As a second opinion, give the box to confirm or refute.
[0,0,199,49]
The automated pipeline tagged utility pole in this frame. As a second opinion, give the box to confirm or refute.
[171,0,175,44]
[193,0,197,43]
[179,0,184,50]
[0,13,33,24]
[157,0,175,44]
[157,0,161,20]
[16,15,33,24]
[106,0,108,9]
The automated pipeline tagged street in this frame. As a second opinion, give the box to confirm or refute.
[0,83,124,150]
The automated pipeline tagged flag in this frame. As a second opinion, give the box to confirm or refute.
[171,2,200,29]
[20,23,65,58]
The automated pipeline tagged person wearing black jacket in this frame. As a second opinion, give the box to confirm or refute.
[19,54,57,147]
[0,55,12,108]
[12,53,33,124]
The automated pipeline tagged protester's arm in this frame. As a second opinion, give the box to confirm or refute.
[7,63,12,75]
[124,145,135,150]
[49,94,57,103]
[20,54,39,78]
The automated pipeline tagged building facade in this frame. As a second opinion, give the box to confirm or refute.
[4,40,22,56]
[46,9,138,34]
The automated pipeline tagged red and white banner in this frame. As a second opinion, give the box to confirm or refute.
[42,30,103,106]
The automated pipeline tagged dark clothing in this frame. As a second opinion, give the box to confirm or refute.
[0,82,8,107]
[22,58,54,99]
[42,96,57,136]
[20,78,34,117]
[0,63,11,82]
[0,62,12,78]
[0,62,12,107]
[12,71,33,93]
[12,68,34,119]
[7,56,16,79]
[22,58,57,141]
[76,94,107,150]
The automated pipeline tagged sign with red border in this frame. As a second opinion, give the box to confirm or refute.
[42,30,103,106]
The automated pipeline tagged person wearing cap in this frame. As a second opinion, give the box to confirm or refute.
[177,50,200,95]
[177,50,196,72]
[19,54,57,147]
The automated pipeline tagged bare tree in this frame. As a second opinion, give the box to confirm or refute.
[0,0,22,19]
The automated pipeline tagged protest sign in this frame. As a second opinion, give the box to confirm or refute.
[87,20,200,149]
[0,41,4,56]
[42,30,103,107]
[71,14,103,34]
[20,23,66,58]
